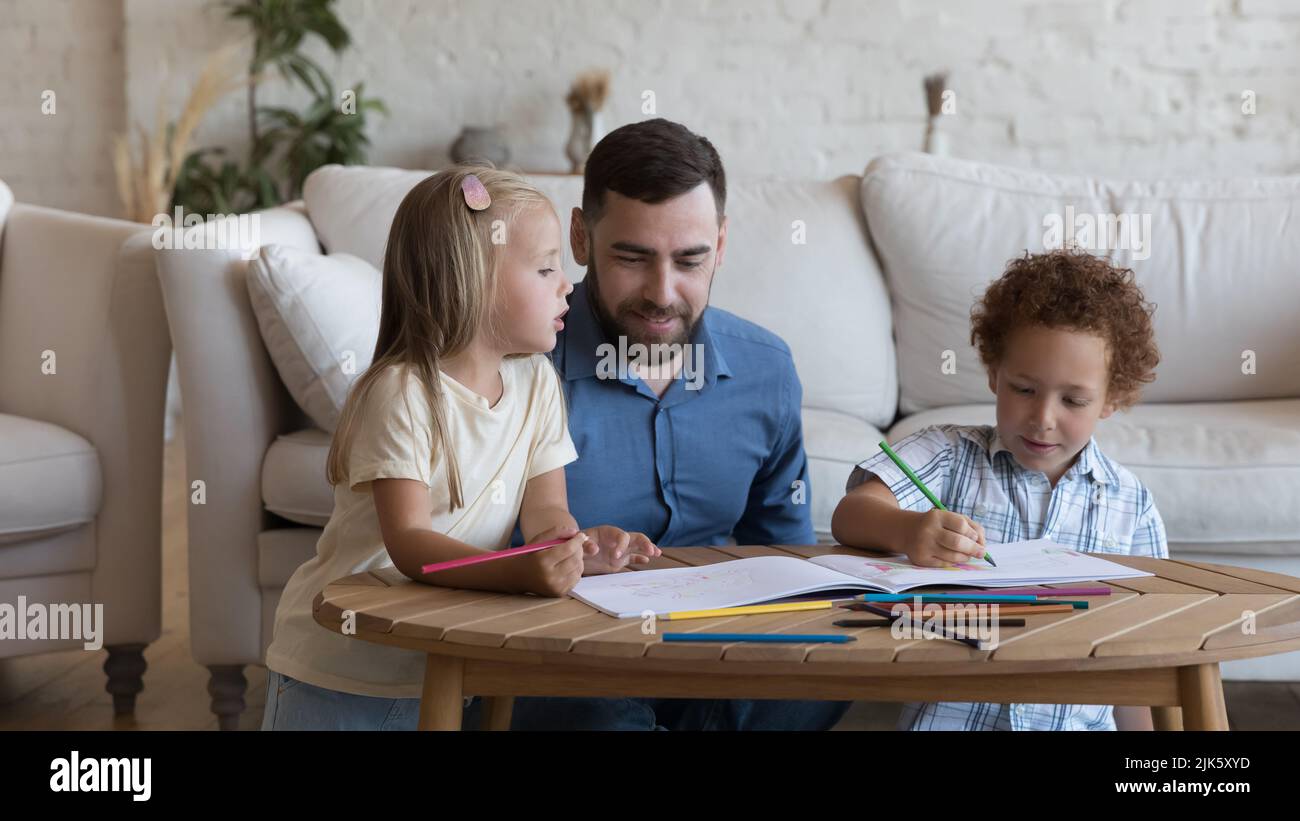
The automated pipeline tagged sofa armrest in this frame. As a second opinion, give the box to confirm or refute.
[154,203,322,665]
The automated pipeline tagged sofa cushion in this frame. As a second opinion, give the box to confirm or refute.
[0,413,101,544]
[303,164,900,430]
[264,413,878,541]
[246,244,382,431]
[261,428,332,527]
[303,164,586,274]
[302,165,428,268]
[862,152,1300,415]
[803,408,884,539]
[708,177,896,429]
[886,401,1300,557]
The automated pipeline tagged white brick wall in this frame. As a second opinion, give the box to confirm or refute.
[5,0,1300,218]
[0,0,125,217]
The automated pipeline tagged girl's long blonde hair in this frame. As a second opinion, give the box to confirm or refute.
[325,165,552,509]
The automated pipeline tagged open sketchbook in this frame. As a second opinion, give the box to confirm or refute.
[569,539,1152,618]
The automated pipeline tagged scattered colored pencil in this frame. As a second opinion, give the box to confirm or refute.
[857,601,985,649]
[878,440,997,567]
[859,593,1038,603]
[661,600,834,621]
[845,602,1075,617]
[857,593,1090,609]
[833,618,1026,629]
[937,585,1111,597]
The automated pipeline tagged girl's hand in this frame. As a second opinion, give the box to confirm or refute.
[900,509,986,568]
[511,530,589,596]
[580,525,661,575]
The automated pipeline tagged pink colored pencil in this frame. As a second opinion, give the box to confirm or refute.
[420,537,574,575]
[936,585,1112,597]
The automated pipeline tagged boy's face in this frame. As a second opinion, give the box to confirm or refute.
[987,324,1117,486]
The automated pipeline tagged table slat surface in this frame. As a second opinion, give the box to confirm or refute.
[1093,594,1297,657]
[314,547,1300,671]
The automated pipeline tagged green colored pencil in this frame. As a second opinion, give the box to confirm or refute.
[878,440,997,567]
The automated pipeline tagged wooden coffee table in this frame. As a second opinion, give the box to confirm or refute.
[311,545,1300,730]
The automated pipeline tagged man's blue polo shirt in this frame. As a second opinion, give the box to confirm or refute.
[548,280,815,547]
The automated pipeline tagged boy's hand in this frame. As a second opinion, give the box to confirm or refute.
[580,525,661,575]
[901,509,986,567]
[511,529,590,596]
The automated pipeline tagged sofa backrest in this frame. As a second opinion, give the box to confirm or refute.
[863,152,1300,414]
[0,203,151,429]
[302,165,898,429]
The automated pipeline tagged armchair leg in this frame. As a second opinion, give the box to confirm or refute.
[103,643,148,716]
[207,665,247,731]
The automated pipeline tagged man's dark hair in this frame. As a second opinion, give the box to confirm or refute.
[581,118,726,226]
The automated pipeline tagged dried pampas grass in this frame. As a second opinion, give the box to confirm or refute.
[114,41,250,223]
[566,69,611,115]
[923,71,950,155]
[924,72,949,119]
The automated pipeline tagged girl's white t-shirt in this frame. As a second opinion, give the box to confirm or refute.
[265,354,578,698]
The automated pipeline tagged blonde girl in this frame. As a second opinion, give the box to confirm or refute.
[263,166,659,730]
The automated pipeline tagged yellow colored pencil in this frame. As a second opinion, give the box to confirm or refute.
[661,600,835,621]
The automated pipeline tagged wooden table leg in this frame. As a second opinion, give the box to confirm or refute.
[480,696,515,731]
[417,654,464,730]
[1176,663,1229,731]
[1151,706,1183,731]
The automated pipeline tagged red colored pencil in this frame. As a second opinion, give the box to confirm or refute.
[419,536,578,575]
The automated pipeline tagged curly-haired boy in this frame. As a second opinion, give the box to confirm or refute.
[832,248,1167,731]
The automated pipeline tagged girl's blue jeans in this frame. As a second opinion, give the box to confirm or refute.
[261,670,849,731]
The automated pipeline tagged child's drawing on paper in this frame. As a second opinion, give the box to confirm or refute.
[605,566,757,601]
[849,557,991,575]
[1045,546,1083,558]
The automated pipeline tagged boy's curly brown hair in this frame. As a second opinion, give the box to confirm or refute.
[969,249,1160,410]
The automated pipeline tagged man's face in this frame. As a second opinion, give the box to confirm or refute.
[988,324,1118,486]
[570,183,727,347]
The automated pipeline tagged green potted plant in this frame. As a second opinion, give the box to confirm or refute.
[172,0,387,216]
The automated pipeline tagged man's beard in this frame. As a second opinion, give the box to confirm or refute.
[585,251,703,348]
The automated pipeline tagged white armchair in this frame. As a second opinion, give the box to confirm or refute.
[0,181,171,716]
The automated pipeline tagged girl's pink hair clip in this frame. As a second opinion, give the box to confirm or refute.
[461,174,492,211]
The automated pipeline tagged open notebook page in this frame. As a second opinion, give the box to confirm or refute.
[569,539,1151,617]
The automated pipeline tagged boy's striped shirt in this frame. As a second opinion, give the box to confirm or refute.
[849,424,1168,731]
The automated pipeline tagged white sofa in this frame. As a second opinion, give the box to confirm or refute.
[156,154,1300,727]
[0,180,171,715]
